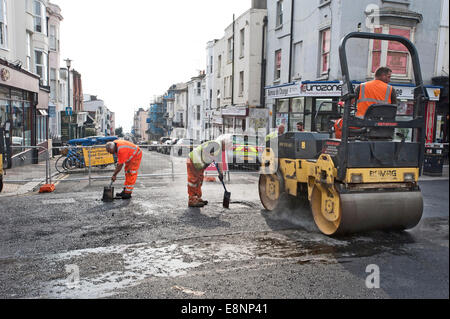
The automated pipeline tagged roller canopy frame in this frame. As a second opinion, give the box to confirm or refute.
[337,32,429,180]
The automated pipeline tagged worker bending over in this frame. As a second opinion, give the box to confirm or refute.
[106,140,142,200]
[187,140,222,208]
[334,66,397,139]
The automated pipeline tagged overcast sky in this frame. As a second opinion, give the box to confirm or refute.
[51,0,252,133]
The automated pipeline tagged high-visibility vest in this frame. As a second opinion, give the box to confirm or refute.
[189,141,220,171]
[356,80,393,118]
[265,131,278,142]
[115,140,141,165]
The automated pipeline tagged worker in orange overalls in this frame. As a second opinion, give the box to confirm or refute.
[106,140,142,200]
[186,140,222,208]
[334,66,397,139]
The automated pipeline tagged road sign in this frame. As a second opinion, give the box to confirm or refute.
[65,107,73,116]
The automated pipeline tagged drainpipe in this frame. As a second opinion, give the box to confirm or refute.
[287,0,295,131]
[260,16,268,109]
[232,14,235,107]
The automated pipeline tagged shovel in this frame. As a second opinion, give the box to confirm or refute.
[214,162,231,209]
[102,180,115,202]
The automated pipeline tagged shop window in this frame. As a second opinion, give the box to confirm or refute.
[274,50,282,81]
[0,0,8,49]
[370,26,413,78]
[276,99,289,113]
[320,28,331,75]
[291,98,305,113]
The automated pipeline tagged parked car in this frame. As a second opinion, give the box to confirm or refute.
[148,141,158,151]
[216,134,263,170]
[163,138,179,155]
[157,137,171,153]
[173,138,200,157]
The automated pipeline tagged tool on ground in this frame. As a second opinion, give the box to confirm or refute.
[214,161,231,209]
[102,180,115,202]
[259,32,427,236]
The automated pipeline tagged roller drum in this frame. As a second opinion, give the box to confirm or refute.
[337,191,423,235]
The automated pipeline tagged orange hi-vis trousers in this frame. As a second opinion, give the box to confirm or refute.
[186,158,204,204]
[124,151,142,194]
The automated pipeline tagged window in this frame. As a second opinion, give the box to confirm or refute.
[276,1,283,27]
[0,0,7,49]
[240,28,245,58]
[320,28,331,74]
[197,106,200,121]
[274,50,282,81]
[239,71,244,96]
[227,37,233,63]
[35,50,48,86]
[26,33,31,70]
[33,1,47,35]
[217,55,222,78]
[292,41,303,79]
[196,82,201,95]
[209,55,213,74]
[49,25,57,51]
[370,26,412,77]
[50,68,57,101]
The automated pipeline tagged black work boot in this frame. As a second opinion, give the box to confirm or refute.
[115,190,132,200]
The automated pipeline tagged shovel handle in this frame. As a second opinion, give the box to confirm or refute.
[213,162,228,192]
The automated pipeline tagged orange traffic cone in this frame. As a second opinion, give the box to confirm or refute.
[39,184,56,193]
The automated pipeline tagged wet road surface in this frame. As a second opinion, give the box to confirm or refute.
[0,151,448,299]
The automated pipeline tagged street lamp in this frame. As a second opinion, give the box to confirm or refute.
[64,58,72,140]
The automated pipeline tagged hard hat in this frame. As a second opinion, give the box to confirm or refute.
[202,141,221,164]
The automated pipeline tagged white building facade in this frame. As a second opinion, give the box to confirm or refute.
[213,5,268,136]
[265,0,444,143]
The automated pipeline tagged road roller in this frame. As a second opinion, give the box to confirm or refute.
[259,32,429,236]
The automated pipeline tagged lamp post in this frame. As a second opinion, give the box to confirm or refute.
[64,58,72,140]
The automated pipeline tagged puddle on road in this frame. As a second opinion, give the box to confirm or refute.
[40,229,417,298]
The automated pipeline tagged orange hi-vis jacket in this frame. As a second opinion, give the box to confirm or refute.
[115,140,142,165]
[115,140,142,193]
[356,79,393,118]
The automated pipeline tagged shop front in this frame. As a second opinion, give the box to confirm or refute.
[266,80,442,142]
[221,106,249,135]
[0,59,49,167]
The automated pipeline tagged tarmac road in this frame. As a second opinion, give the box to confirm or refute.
[0,150,448,299]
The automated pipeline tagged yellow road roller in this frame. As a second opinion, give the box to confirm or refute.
[259,32,428,236]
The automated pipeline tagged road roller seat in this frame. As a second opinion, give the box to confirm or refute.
[349,104,397,140]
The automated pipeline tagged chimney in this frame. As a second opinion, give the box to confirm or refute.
[252,0,266,9]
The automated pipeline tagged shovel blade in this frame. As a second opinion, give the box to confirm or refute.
[223,191,231,209]
[102,186,114,202]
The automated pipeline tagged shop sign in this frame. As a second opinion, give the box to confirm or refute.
[222,106,248,117]
[266,83,301,99]
[267,81,441,101]
[1,68,10,81]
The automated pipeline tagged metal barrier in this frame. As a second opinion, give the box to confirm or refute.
[2,145,52,184]
[2,142,262,189]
